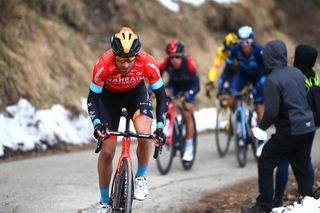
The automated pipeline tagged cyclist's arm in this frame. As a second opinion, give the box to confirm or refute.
[146,56,168,128]
[190,73,200,95]
[218,50,234,92]
[87,89,102,125]
[87,58,107,126]
[186,57,200,95]
[259,79,279,130]
[207,47,226,83]
[152,84,168,127]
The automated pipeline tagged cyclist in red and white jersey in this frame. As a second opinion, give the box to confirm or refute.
[87,27,168,213]
[159,40,200,162]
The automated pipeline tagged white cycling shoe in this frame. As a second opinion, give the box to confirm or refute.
[182,146,194,161]
[134,176,148,201]
[97,203,112,213]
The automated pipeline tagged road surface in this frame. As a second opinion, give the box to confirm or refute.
[1,131,320,213]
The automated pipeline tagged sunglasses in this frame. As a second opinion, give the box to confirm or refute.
[240,39,253,46]
[115,55,136,63]
[169,55,183,59]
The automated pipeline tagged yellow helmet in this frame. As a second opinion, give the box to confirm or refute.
[110,27,141,57]
[223,33,238,49]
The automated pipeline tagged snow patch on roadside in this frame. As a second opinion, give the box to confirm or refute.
[0,98,218,157]
[272,196,320,213]
[158,0,239,12]
[0,98,92,156]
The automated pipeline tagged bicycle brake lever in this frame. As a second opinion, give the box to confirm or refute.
[153,146,159,159]
[95,139,102,153]
[94,134,109,153]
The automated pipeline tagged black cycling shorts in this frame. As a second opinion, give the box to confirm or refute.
[98,82,153,131]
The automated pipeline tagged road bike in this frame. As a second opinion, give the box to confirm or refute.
[156,96,197,175]
[95,110,164,213]
[233,88,259,167]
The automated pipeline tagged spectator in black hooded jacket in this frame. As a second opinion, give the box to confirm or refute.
[273,44,318,207]
[242,40,316,213]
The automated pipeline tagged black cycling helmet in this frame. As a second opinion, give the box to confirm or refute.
[166,39,185,55]
[110,27,141,57]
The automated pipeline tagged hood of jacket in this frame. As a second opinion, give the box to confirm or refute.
[263,40,287,73]
[294,44,318,78]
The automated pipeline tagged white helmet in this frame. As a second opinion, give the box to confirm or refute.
[238,26,254,39]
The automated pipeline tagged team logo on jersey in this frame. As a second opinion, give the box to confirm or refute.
[94,67,104,82]
[147,62,160,75]
[107,76,144,84]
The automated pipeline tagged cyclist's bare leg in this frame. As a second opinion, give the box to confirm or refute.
[255,104,264,122]
[133,115,153,167]
[182,102,194,139]
[98,138,117,188]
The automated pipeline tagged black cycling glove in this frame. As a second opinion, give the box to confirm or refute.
[205,82,214,98]
[153,128,167,145]
[93,123,107,139]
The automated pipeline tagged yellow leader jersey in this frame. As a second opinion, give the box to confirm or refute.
[207,46,238,82]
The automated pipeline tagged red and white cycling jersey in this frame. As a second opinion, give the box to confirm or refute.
[90,50,162,93]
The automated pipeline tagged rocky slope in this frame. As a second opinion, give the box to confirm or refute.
[0,0,319,111]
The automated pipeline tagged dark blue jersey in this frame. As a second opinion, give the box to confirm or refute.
[219,43,264,89]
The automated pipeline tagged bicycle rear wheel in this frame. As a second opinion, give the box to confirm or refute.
[111,158,133,213]
[156,114,175,175]
[215,106,233,157]
[234,111,248,168]
[181,113,197,170]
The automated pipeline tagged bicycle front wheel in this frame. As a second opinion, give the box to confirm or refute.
[234,111,248,168]
[156,114,175,175]
[181,113,197,170]
[111,158,133,213]
[215,106,233,157]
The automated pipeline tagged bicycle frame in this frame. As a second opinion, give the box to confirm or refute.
[166,99,176,146]
[233,85,255,141]
[235,99,248,141]
[116,137,132,175]
[165,97,186,146]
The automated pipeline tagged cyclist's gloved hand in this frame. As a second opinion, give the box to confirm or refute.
[153,127,166,145]
[93,123,107,139]
[216,88,223,99]
[183,90,194,101]
[205,82,214,98]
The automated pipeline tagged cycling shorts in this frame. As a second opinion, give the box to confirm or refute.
[165,83,196,104]
[228,70,266,104]
[98,82,153,131]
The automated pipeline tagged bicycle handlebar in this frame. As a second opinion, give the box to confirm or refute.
[94,130,164,159]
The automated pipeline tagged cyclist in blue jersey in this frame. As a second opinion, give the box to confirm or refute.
[218,26,265,121]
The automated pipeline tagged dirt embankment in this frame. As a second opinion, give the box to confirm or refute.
[1,0,320,111]
[183,166,320,213]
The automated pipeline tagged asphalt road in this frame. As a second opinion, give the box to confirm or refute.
[1,131,319,213]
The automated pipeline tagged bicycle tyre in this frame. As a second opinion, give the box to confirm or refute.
[111,158,133,213]
[234,111,248,168]
[181,113,197,170]
[215,106,233,157]
[156,114,175,175]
